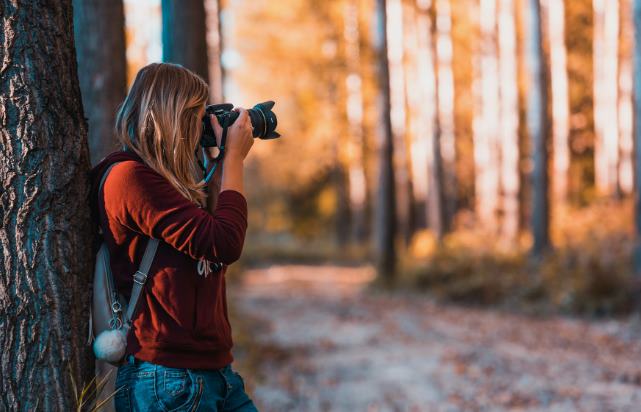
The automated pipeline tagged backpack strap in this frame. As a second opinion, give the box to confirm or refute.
[98,161,159,328]
[125,237,159,325]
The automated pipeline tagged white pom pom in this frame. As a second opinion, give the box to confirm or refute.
[93,329,127,363]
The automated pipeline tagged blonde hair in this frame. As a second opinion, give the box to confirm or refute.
[115,63,208,206]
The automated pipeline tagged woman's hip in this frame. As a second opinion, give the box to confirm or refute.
[114,355,257,412]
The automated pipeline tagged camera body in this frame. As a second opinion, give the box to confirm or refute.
[201,101,280,148]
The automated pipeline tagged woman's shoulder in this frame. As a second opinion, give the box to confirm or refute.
[108,160,163,186]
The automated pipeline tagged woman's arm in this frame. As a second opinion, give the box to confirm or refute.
[205,108,253,211]
[105,161,247,264]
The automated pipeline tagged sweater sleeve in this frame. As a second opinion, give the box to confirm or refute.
[103,161,248,264]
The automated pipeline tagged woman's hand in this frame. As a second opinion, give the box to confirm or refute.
[224,108,254,161]
[217,107,253,195]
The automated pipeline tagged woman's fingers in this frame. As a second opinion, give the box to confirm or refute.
[210,114,224,147]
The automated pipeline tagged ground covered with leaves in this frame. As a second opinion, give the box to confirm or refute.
[231,264,641,412]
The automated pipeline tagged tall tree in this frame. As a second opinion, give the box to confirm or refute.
[524,0,551,256]
[162,0,210,82]
[435,0,457,230]
[0,1,94,409]
[374,0,397,282]
[593,0,621,196]
[344,0,370,243]
[498,0,521,241]
[474,0,501,231]
[205,0,225,102]
[619,0,635,195]
[633,0,641,274]
[415,0,446,240]
[73,0,127,165]
[387,0,415,244]
[403,0,444,239]
[546,0,570,204]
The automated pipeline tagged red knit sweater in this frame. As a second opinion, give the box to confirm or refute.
[90,150,247,369]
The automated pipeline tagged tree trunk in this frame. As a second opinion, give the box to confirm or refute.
[475,0,501,231]
[386,0,415,245]
[344,0,369,243]
[593,0,621,197]
[0,1,94,410]
[435,0,457,231]
[633,0,641,274]
[73,0,127,165]
[408,0,432,234]
[162,0,210,82]
[516,0,531,233]
[619,0,635,195]
[525,0,551,256]
[205,0,225,102]
[498,0,521,242]
[416,0,446,240]
[374,0,397,282]
[545,0,570,204]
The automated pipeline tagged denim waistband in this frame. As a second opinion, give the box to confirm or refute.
[125,354,231,372]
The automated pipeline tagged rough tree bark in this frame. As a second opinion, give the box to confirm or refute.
[74,0,126,166]
[0,1,94,410]
[374,0,397,282]
[162,0,210,82]
[525,0,551,256]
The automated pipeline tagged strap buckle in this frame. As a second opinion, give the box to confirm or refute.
[133,270,148,285]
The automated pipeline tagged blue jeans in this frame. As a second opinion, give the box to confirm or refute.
[114,355,258,411]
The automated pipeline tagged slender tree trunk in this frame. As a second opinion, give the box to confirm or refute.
[386,0,415,245]
[205,0,225,102]
[410,0,436,235]
[162,0,210,82]
[344,0,369,243]
[498,0,521,242]
[475,0,501,231]
[0,1,94,410]
[74,0,127,166]
[435,0,457,231]
[374,0,397,282]
[620,0,635,195]
[525,0,551,256]
[545,0,570,203]
[516,0,531,232]
[416,0,446,240]
[593,0,621,196]
[633,0,641,275]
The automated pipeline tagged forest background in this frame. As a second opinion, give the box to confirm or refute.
[4,0,641,410]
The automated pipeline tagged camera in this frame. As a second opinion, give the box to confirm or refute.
[201,101,280,148]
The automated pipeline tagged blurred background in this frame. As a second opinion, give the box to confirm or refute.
[76,0,641,410]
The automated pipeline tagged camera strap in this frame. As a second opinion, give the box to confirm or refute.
[200,123,230,184]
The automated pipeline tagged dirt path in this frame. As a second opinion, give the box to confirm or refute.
[232,264,641,412]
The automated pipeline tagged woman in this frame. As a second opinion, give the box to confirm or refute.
[90,63,257,411]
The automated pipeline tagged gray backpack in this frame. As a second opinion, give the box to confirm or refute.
[86,162,159,366]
